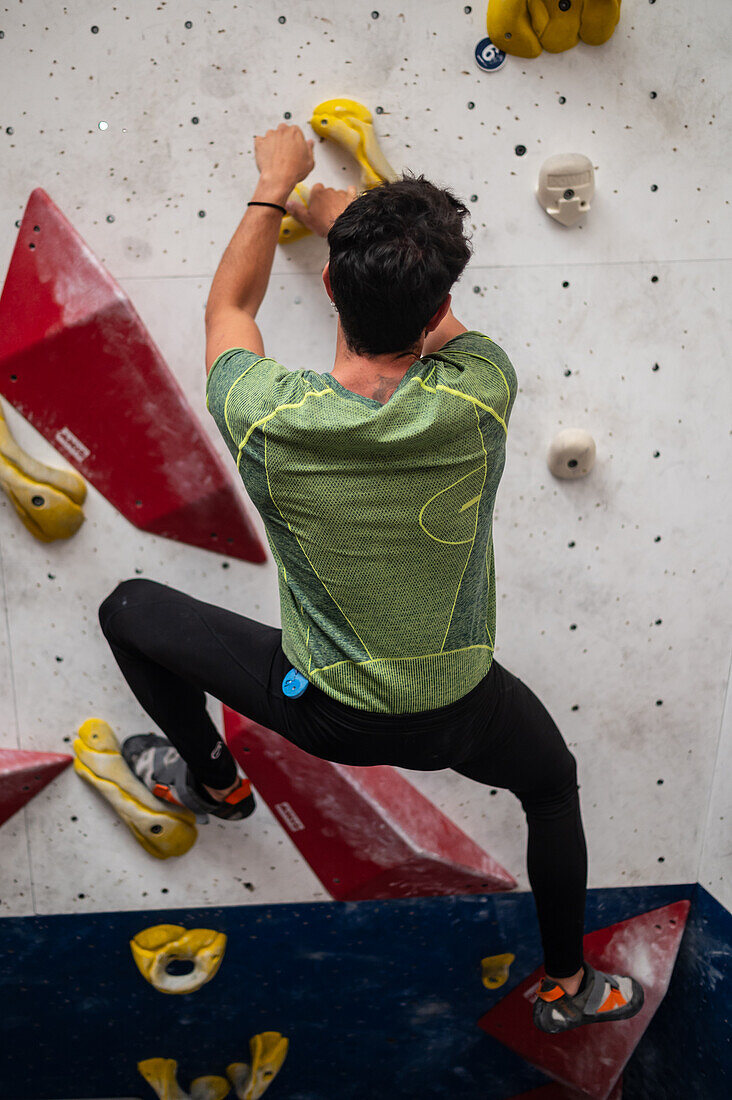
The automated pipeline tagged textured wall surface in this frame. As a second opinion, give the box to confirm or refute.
[0,0,730,926]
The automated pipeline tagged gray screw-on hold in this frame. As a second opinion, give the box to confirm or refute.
[547,429,596,479]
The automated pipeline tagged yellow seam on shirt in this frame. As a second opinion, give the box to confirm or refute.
[262,429,375,662]
[221,356,275,446]
[237,386,335,456]
[463,351,513,413]
[417,464,487,547]
[414,377,508,434]
[439,400,489,653]
[306,643,495,678]
[485,540,495,650]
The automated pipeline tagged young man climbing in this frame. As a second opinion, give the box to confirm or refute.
[99,123,644,1034]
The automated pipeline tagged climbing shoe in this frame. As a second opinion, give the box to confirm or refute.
[533,961,644,1033]
[120,733,256,822]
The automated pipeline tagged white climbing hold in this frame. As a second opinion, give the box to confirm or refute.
[547,429,596,479]
[537,154,595,227]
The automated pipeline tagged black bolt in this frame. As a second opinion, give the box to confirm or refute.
[106,214,115,222]
[278,15,286,23]
[284,111,291,119]
[91,26,99,34]
[375,106,384,114]
[650,91,657,99]
[467,101,475,110]
[464,5,472,12]
[651,184,658,192]
[559,0,571,9]
[651,275,659,282]
[515,144,526,156]
[563,188,575,200]
[185,21,193,29]
[559,96,566,104]
[191,116,199,124]
[31,495,45,507]
[562,281,570,288]
[371,10,380,18]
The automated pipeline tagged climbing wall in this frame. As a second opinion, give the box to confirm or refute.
[0,2,730,1098]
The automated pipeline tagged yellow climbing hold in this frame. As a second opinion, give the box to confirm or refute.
[0,397,86,541]
[138,1058,230,1100]
[481,952,516,990]
[310,99,398,190]
[227,1032,289,1100]
[279,99,398,245]
[487,0,622,59]
[131,925,227,995]
[278,181,312,245]
[73,719,197,859]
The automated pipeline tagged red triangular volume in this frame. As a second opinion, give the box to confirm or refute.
[479,901,690,1100]
[0,748,73,827]
[0,189,266,563]
[224,707,517,900]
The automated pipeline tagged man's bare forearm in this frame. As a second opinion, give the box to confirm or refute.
[205,174,293,320]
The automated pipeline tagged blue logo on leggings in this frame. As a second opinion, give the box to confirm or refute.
[283,668,309,698]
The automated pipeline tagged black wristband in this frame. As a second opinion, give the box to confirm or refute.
[247,201,287,215]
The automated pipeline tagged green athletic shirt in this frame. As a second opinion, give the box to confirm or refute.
[206,330,518,714]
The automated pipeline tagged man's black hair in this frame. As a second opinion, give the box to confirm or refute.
[327,171,473,358]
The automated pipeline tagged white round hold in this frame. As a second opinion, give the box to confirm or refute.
[547,429,596,479]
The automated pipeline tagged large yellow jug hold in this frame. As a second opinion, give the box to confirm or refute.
[131,925,227,994]
[138,1058,230,1100]
[73,719,197,859]
[278,99,398,245]
[486,0,622,59]
[227,1032,289,1100]
[0,398,86,541]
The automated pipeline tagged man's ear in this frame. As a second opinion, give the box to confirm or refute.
[322,261,333,301]
[426,295,452,333]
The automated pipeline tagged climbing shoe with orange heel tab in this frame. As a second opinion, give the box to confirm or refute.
[533,961,644,1033]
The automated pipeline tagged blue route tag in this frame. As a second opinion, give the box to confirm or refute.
[475,36,507,72]
[282,667,309,698]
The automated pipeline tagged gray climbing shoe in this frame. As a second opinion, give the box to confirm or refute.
[533,961,644,1033]
[121,733,255,822]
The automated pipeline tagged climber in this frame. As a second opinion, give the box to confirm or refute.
[98,122,643,1033]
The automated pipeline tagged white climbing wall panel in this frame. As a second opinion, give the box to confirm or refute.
[0,0,730,918]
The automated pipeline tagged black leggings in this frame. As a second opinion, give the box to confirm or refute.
[99,578,587,978]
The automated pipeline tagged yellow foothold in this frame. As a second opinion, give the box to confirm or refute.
[138,1058,190,1100]
[130,925,227,995]
[0,397,86,541]
[138,1059,230,1100]
[309,99,398,191]
[227,1032,289,1100]
[481,952,515,990]
[73,718,197,859]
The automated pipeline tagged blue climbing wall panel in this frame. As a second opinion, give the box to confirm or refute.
[1,883,729,1100]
